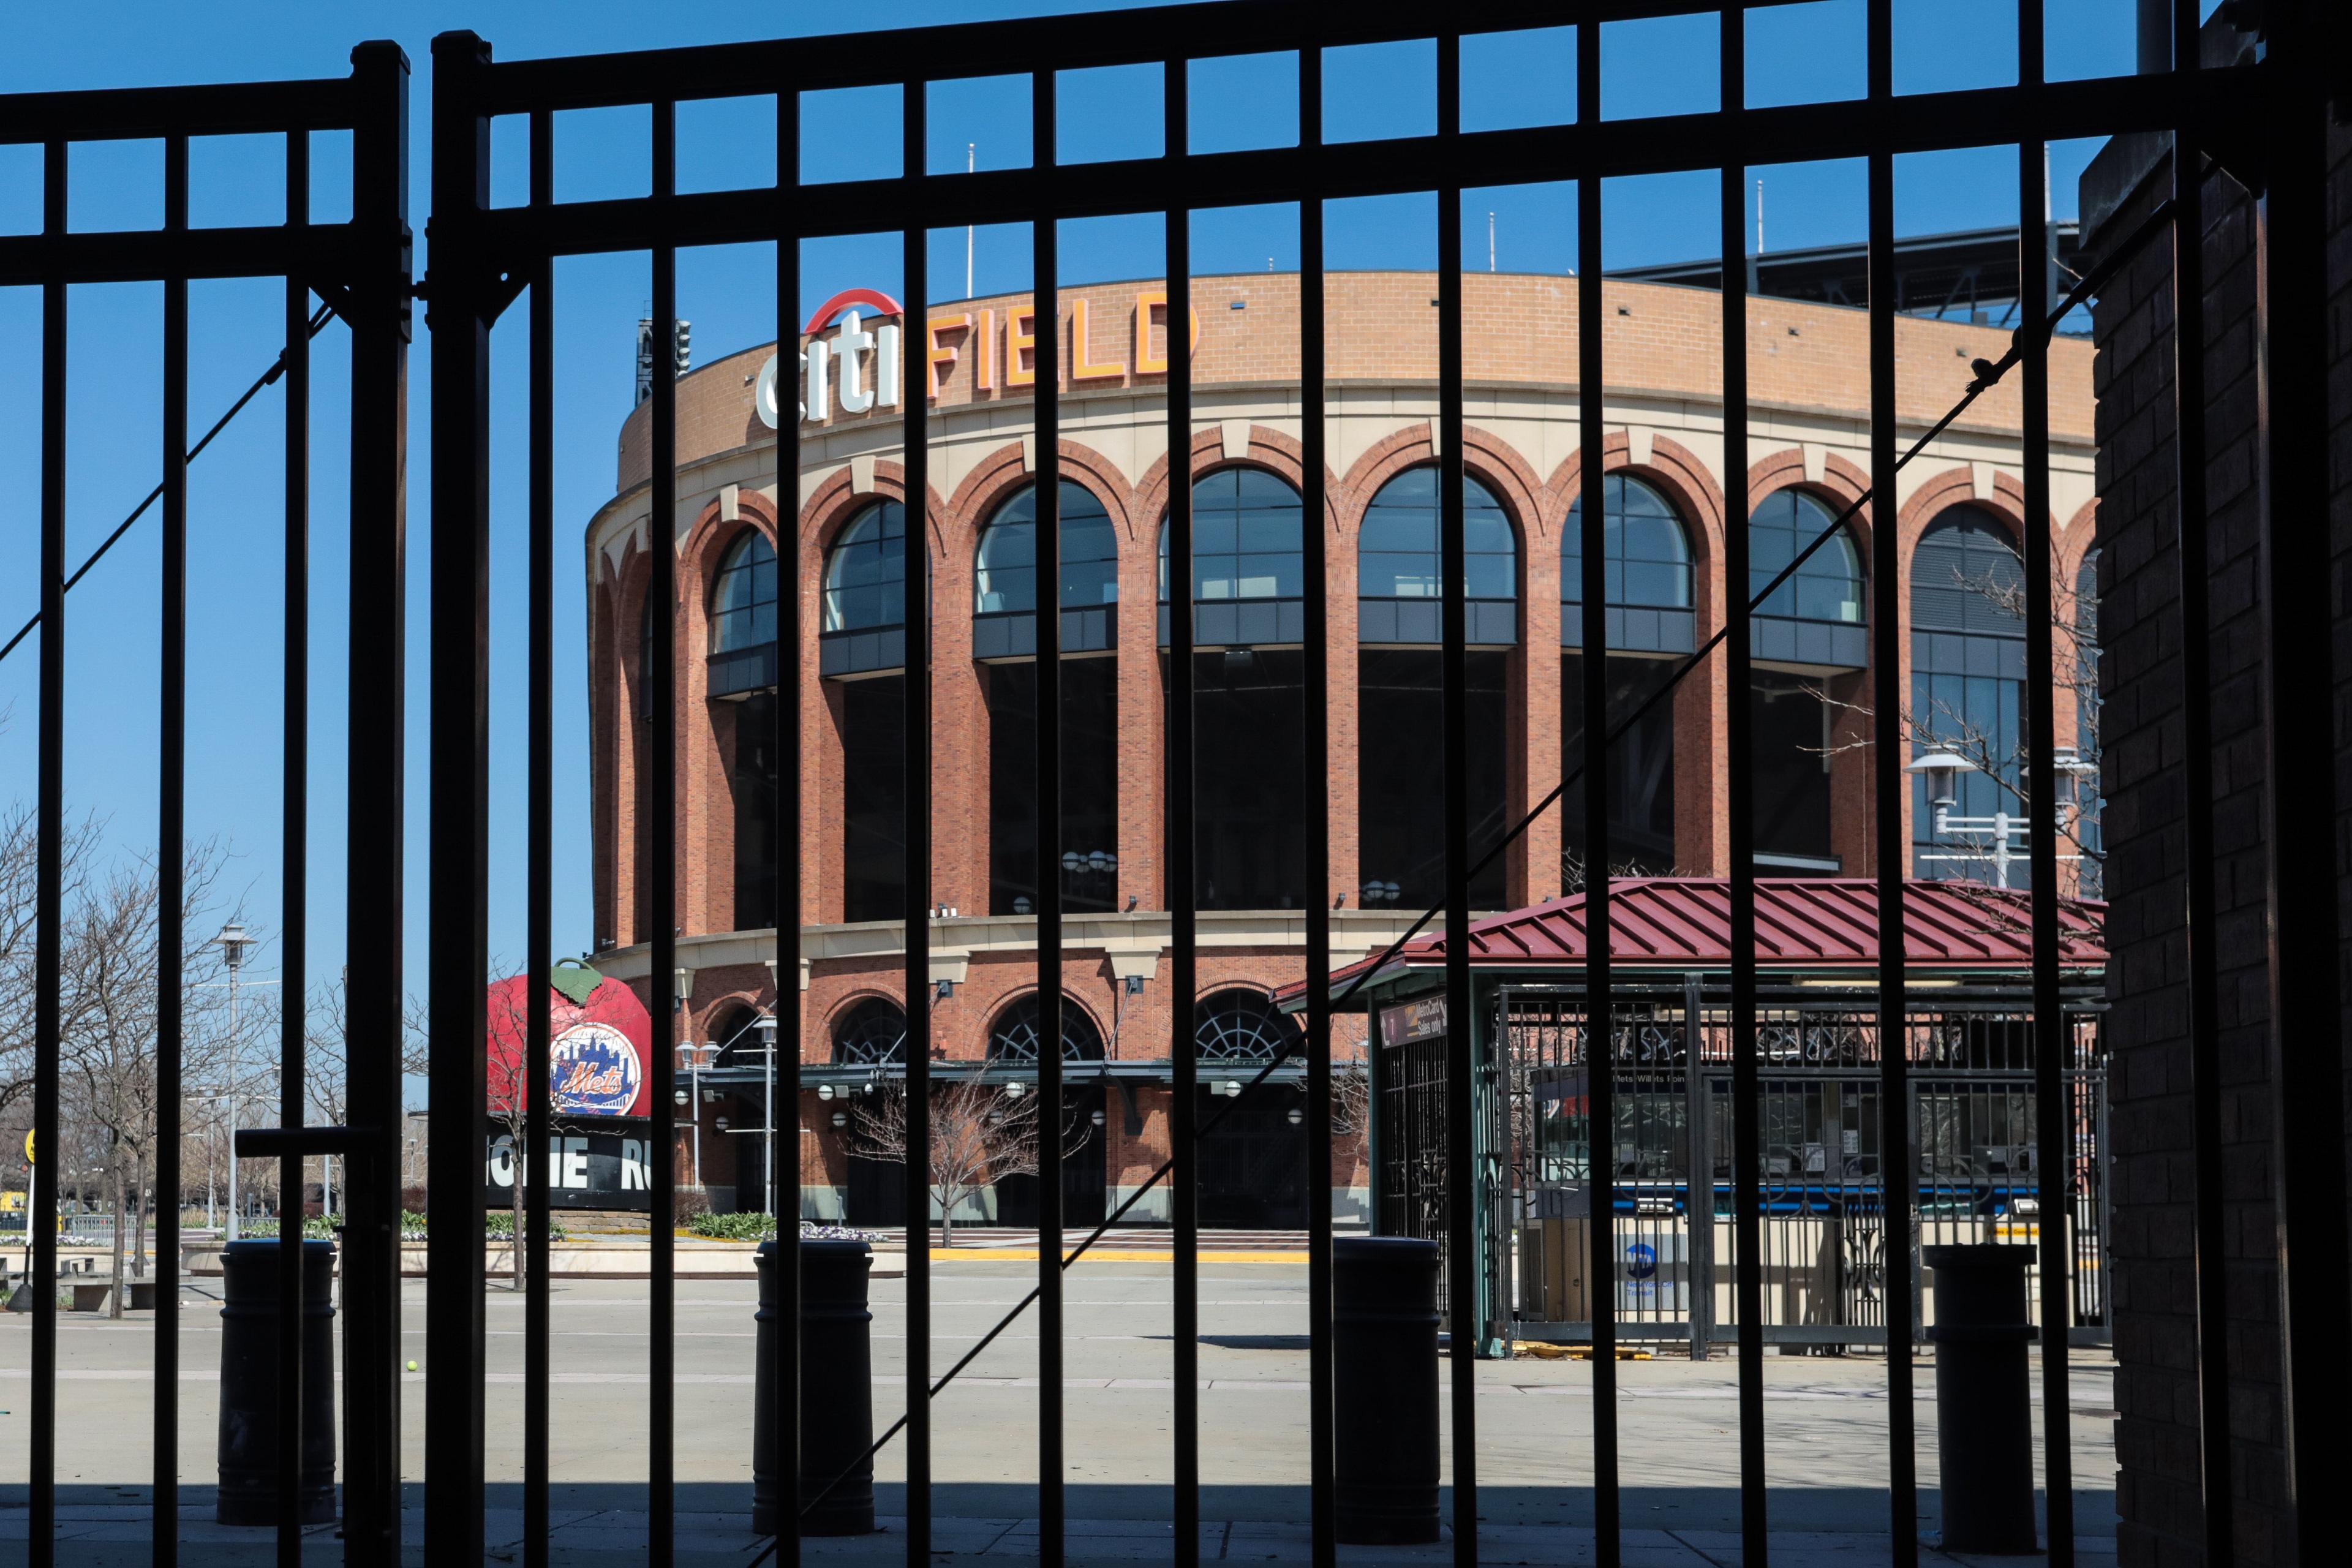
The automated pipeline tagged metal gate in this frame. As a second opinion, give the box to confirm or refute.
[2,47,413,1568]
[1503,987,2107,1355]
[4,6,2338,1568]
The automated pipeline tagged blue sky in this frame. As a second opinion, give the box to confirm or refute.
[0,0,2158,1101]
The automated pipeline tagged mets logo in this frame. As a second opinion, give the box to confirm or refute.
[552,1022,643,1116]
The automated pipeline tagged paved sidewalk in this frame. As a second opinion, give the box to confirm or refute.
[0,1504,2120,1567]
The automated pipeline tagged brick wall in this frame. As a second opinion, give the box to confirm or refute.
[2081,77,2352,1568]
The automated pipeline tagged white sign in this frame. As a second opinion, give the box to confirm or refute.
[756,290,904,431]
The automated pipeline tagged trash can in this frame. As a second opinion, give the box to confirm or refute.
[754,1238,876,1536]
[216,1239,336,1526]
[1923,1243,2038,1553]
[1333,1236,1441,1544]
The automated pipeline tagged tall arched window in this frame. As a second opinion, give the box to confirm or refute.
[1356,466,1515,911]
[980,481,1121,917]
[823,502,910,921]
[1747,489,1867,872]
[1159,469,1308,910]
[1559,475,1695,877]
[710,530,777,654]
[821,500,907,676]
[831,998,908,1066]
[1910,507,2027,883]
[1191,989,1307,1227]
[984,995,1109,1064]
[1563,474,1694,653]
[1357,466,1517,646]
[973,480,1120,657]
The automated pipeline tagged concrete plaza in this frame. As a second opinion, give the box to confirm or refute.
[0,1254,2115,1564]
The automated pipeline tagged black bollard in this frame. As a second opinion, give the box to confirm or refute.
[1924,1243,2039,1553]
[755,1237,876,1536]
[1333,1236,1442,1545]
[216,1238,336,1526]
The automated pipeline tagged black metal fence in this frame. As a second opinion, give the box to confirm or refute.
[4,4,2339,1568]
[1498,987,2109,1357]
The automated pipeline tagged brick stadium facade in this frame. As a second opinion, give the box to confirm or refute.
[584,267,2100,1227]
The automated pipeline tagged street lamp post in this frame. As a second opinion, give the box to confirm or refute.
[676,1040,718,1190]
[213,922,254,1240]
[757,1013,778,1218]
[1907,749,2099,888]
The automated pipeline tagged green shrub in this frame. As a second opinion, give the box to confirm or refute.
[687,1211,775,1242]
[484,1211,567,1241]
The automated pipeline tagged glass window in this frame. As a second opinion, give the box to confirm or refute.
[985,995,1108,1063]
[975,481,1120,615]
[1561,653,1679,876]
[1910,507,2028,884]
[1357,647,1510,910]
[985,657,1121,917]
[1160,469,1304,601]
[823,502,906,634]
[841,674,907,921]
[1749,489,1863,624]
[710,529,778,652]
[1357,467,1517,600]
[731,692,778,930]
[831,998,907,1065]
[1562,475,1692,609]
[1193,989,1305,1063]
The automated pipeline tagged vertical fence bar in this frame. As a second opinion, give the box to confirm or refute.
[1433,31,1477,1568]
[648,93,680,1568]
[31,134,64,1568]
[899,84,934,1568]
[426,31,491,1568]
[1574,19,1619,1563]
[344,43,412,1568]
[1298,39,1335,1568]
[2252,6,2351,1556]
[154,127,189,1568]
[524,100,556,1568]
[277,119,313,1568]
[1032,66,1066,1568]
[2166,0,2233,1551]
[774,84,804,1568]
[2014,20,2076,1556]
[1163,69,1200,1568]
[1716,8,1768,1558]
[1863,4,1918,1559]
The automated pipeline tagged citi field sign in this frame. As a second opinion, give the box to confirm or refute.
[755,287,1202,429]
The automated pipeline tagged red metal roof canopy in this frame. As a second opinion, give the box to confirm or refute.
[1280,877,2106,1006]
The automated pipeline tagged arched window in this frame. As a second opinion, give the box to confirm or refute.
[1747,489,1866,873]
[1358,466,1518,646]
[1356,467,1515,910]
[1557,475,1694,878]
[973,480,1120,658]
[1193,989,1303,1064]
[1159,468,1305,646]
[1562,474,1695,654]
[709,530,777,654]
[1153,469,1309,911]
[820,501,907,679]
[984,995,1108,1064]
[1749,489,1864,654]
[1910,507,2027,884]
[831,998,908,1066]
[979,482,1123,918]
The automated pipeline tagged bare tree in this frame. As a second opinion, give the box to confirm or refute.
[296,974,428,1224]
[1,802,100,1123]
[1807,554,2102,894]
[58,842,235,1316]
[851,1074,1091,1247]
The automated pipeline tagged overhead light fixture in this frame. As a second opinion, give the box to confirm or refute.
[831,1111,848,1128]
[817,1084,835,1101]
